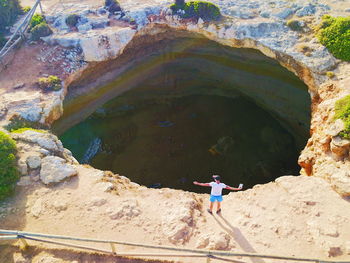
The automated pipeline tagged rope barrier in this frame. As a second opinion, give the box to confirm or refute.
[0,229,348,263]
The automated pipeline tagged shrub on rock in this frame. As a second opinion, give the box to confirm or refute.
[334,95,350,139]
[170,1,221,22]
[105,0,121,13]
[0,131,19,200]
[29,13,44,29]
[286,19,303,31]
[66,14,80,27]
[317,15,350,61]
[0,0,22,31]
[30,22,52,40]
[38,75,62,91]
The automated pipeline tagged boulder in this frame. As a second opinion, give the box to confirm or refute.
[40,156,77,184]
[26,155,42,170]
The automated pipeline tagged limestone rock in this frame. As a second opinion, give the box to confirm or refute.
[31,198,43,218]
[296,4,316,17]
[326,119,345,137]
[107,200,141,220]
[40,156,77,184]
[17,159,28,176]
[17,176,32,186]
[330,170,350,196]
[26,155,42,170]
[52,200,68,212]
[80,27,136,61]
[13,253,30,263]
[88,197,107,207]
[209,232,231,250]
[12,130,64,153]
[162,206,194,244]
[330,136,350,159]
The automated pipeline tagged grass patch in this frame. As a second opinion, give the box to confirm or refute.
[29,13,44,29]
[11,127,47,134]
[170,0,221,21]
[0,131,19,201]
[38,75,62,91]
[317,15,350,61]
[22,6,30,13]
[334,95,350,139]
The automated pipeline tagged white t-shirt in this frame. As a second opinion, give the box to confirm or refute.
[209,182,227,196]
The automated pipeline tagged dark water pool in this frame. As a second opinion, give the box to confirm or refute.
[60,93,299,192]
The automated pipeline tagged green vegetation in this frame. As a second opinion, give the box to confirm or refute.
[334,95,350,139]
[29,13,44,29]
[22,6,30,13]
[0,32,6,47]
[326,71,335,79]
[66,14,80,27]
[286,19,303,31]
[11,127,47,134]
[5,115,44,132]
[317,15,350,61]
[29,14,52,40]
[0,0,22,32]
[30,22,52,40]
[0,131,19,200]
[38,75,62,91]
[170,1,221,21]
[105,0,121,13]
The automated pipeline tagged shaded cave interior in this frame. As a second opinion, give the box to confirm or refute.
[54,31,311,192]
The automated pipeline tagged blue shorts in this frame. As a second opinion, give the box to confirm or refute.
[210,195,223,202]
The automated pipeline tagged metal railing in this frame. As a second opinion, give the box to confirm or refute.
[0,0,42,62]
[0,229,348,263]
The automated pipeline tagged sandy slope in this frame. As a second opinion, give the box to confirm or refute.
[1,165,350,262]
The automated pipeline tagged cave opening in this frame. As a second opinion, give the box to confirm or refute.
[54,35,311,192]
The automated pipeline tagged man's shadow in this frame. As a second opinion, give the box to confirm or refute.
[212,214,266,263]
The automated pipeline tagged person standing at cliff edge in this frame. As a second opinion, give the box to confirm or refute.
[193,175,243,214]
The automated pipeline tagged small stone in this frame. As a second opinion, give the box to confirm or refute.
[13,83,25,90]
[31,198,42,218]
[52,200,68,212]
[96,182,114,192]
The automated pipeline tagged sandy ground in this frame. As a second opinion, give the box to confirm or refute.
[1,166,350,263]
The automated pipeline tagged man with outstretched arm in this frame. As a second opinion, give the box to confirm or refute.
[193,175,243,214]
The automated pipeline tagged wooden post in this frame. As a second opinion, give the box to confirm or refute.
[110,243,117,254]
[206,255,211,263]
[39,0,43,14]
